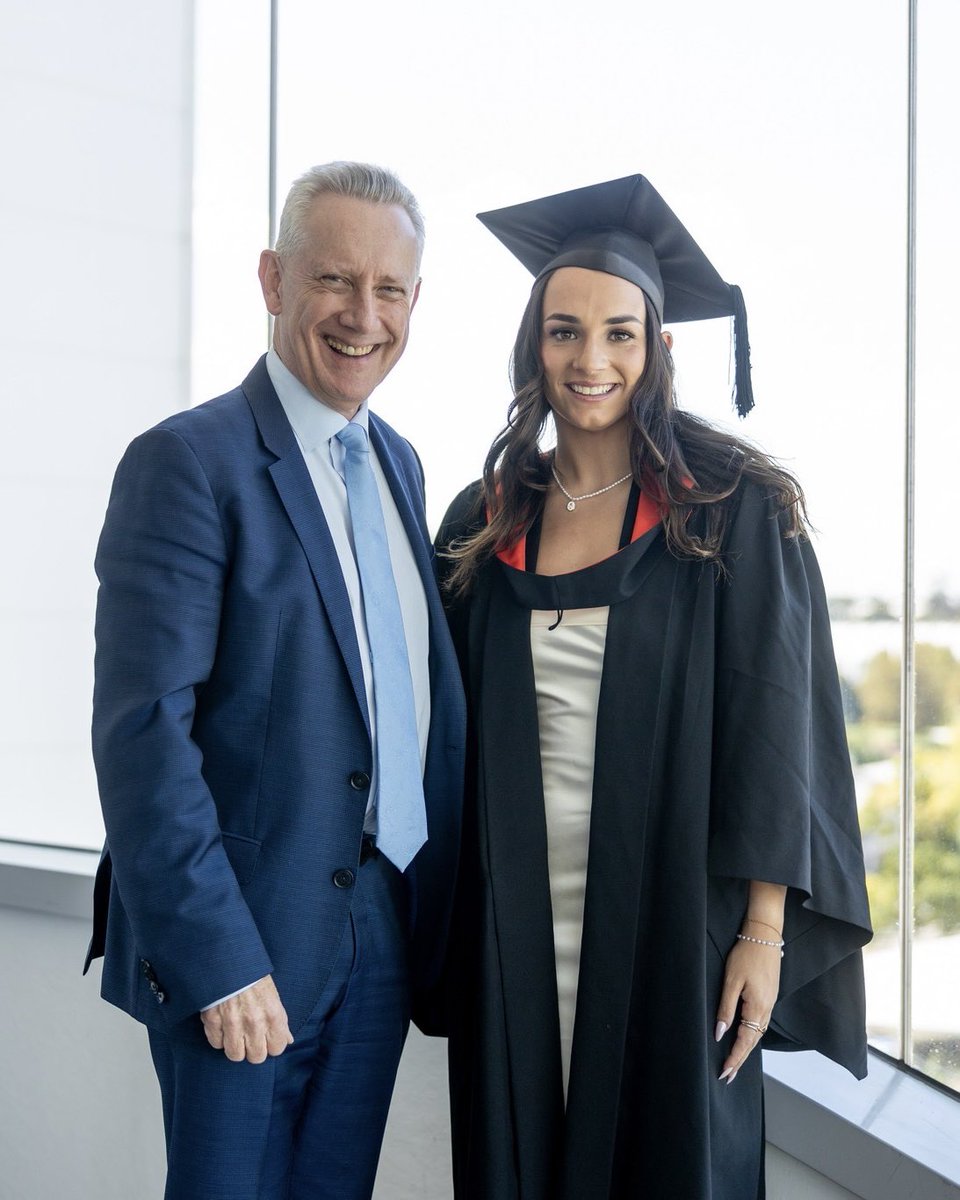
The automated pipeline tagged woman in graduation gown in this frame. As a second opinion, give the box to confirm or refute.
[435,175,873,1200]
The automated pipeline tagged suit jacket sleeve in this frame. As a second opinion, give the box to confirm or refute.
[92,427,273,1022]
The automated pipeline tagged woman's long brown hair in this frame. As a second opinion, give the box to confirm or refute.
[443,272,806,597]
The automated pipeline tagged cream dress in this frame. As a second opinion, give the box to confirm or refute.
[530,606,610,1099]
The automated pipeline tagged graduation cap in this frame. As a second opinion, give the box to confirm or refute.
[477,174,755,417]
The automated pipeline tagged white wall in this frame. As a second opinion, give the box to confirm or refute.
[0,905,167,1200]
[0,1,195,849]
[0,885,452,1200]
[766,1148,860,1200]
[0,890,858,1200]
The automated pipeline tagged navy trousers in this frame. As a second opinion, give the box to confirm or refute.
[147,852,410,1200]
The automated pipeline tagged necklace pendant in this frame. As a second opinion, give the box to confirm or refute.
[566,499,576,512]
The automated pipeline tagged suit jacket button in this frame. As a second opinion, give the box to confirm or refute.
[140,959,152,977]
[349,771,370,791]
[333,868,355,889]
[149,980,159,994]
[155,991,166,1004]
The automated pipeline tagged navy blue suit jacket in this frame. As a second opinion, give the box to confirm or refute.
[86,357,465,1034]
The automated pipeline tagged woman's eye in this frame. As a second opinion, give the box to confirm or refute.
[609,329,634,342]
[546,328,576,342]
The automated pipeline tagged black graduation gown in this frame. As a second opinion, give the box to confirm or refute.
[436,478,872,1200]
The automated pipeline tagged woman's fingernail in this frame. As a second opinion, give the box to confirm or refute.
[715,1021,728,1042]
[726,1070,739,1086]
[719,1066,733,1081]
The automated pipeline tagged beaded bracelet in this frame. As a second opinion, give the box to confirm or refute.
[736,932,785,957]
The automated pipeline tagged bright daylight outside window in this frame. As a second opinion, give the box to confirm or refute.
[850,0,959,1091]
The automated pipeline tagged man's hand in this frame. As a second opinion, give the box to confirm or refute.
[200,975,294,1064]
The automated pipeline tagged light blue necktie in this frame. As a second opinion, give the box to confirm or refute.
[336,421,427,871]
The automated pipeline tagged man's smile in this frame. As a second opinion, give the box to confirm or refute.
[324,335,377,357]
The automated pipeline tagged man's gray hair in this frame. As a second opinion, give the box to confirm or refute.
[275,161,425,268]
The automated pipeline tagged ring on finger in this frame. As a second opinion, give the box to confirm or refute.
[740,1019,767,1035]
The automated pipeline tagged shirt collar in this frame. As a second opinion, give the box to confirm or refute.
[266,348,370,452]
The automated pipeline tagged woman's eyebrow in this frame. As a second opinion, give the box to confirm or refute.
[543,312,643,324]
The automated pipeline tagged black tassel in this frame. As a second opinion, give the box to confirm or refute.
[729,284,754,418]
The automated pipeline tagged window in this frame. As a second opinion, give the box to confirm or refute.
[846,0,960,1092]
[6,0,957,1099]
[0,2,194,849]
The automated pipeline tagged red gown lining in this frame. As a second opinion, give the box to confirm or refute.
[495,488,663,572]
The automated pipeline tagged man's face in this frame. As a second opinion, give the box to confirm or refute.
[259,194,421,416]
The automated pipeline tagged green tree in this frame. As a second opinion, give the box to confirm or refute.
[923,591,960,621]
[915,644,960,729]
[860,729,960,935]
[857,651,900,724]
[855,644,960,729]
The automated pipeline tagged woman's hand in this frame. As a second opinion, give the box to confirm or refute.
[715,937,781,1082]
[715,881,786,1084]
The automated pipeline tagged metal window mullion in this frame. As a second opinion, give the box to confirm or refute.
[268,0,278,250]
[264,0,279,351]
[899,0,919,1068]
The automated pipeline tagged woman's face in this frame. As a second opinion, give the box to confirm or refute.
[540,267,649,435]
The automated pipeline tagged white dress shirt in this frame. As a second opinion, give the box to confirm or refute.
[202,351,431,1012]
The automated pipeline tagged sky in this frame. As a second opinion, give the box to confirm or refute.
[193,0,959,606]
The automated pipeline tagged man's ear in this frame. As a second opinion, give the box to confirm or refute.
[410,277,422,313]
[259,250,283,317]
[661,329,674,352]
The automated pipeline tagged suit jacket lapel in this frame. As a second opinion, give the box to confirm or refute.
[242,358,370,733]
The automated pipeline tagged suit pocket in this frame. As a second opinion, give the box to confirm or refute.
[221,832,262,885]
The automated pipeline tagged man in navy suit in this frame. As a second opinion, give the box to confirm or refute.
[87,162,465,1199]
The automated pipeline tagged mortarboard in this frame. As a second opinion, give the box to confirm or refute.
[477,174,755,417]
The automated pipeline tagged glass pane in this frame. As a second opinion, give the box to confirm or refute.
[911,0,960,1092]
[0,5,195,849]
[191,0,273,405]
[845,623,903,1061]
[276,0,906,1052]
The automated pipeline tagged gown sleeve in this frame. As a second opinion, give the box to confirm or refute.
[707,481,873,1076]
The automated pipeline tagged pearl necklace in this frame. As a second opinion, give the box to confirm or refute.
[551,463,633,512]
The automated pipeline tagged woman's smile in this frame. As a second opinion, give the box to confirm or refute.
[566,382,618,396]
